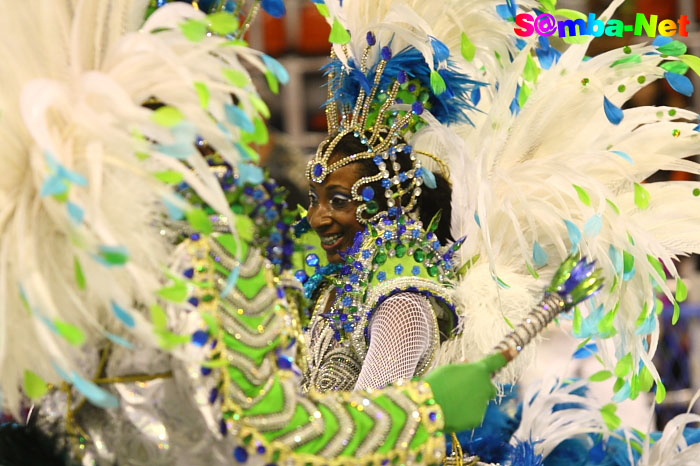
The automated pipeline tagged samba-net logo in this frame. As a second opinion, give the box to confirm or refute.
[515,13,690,38]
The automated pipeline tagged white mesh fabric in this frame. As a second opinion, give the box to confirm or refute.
[354,292,436,390]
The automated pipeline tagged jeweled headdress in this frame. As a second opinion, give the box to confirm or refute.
[306,18,483,224]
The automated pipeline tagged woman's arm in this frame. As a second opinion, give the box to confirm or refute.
[355,293,436,390]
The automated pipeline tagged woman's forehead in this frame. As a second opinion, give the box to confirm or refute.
[313,162,364,189]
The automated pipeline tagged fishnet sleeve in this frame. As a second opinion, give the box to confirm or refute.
[354,292,435,390]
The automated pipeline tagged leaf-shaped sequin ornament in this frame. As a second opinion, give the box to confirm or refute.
[329,18,351,44]
[603,96,624,125]
[460,32,476,62]
[634,183,650,209]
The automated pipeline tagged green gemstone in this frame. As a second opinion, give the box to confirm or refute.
[638,76,646,84]
[581,78,590,86]
[623,46,631,54]
[202,294,214,302]
[693,188,700,197]
[427,265,439,276]
[366,200,379,214]
[395,243,407,257]
[618,84,626,93]
[370,227,378,238]
[414,249,425,263]
[374,252,387,265]
[669,109,677,116]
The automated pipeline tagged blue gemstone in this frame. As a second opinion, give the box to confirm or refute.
[395,264,404,275]
[305,253,320,267]
[201,366,212,376]
[362,249,371,259]
[412,265,421,276]
[384,231,393,240]
[343,323,354,332]
[361,186,375,201]
[415,167,423,177]
[220,419,228,435]
[256,445,266,455]
[344,284,353,292]
[341,264,352,274]
[377,271,386,282]
[349,273,359,283]
[294,270,308,283]
[398,225,407,235]
[429,412,437,422]
[191,330,209,347]
[190,233,201,241]
[399,172,407,182]
[183,268,194,279]
[208,387,219,404]
[366,31,376,45]
[381,46,392,60]
[395,97,403,104]
[408,84,416,92]
[426,232,434,239]
[253,190,264,201]
[397,70,407,84]
[342,296,353,306]
[375,238,383,246]
[412,229,420,238]
[411,101,424,115]
[354,261,363,270]
[381,179,391,188]
[188,296,199,307]
[340,313,348,322]
[373,155,383,165]
[403,145,412,154]
[433,241,441,249]
[277,355,293,370]
[233,446,248,463]
[313,163,323,178]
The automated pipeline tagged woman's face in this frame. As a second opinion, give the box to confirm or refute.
[307,161,365,264]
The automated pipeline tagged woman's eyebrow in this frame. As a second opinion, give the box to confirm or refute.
[325,184,351,192]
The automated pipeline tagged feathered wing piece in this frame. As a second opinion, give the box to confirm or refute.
[439,0,700,400]
[0,0,284,414]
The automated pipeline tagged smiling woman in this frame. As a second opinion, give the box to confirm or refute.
[301,130,459,392]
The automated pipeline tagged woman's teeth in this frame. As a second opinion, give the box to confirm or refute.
[321,234,342,246]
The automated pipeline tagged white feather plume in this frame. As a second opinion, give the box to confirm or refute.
[0,0,269,414]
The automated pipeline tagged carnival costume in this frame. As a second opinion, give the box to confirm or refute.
[297,0,700,463]
[0,1,595,465]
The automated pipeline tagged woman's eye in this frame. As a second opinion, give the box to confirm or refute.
[330,195,350,208]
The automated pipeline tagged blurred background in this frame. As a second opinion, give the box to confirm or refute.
[242,0,700,431]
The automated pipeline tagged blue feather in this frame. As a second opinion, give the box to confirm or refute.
[611,381,631,402]
[430,36,450,63]
[533,241,548,267]
[535,46,560,70]
[225,104,255,133]
[653,36,673,47]
[573,342,597,359]
[564,220,581,253]
[72,372,120,409]
[510,440,544,466]
[110,301,135,328]
[584,214,602,237]
[262,54,289,84]
[544,438,588,466]
[603,97,624,125]
[261,0,285,18]
[471,87,482,105]
[323,47,483,126]
[665,71,694,96]
[611,150,633,164]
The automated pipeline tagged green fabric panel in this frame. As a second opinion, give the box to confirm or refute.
[237,266,269,300]
[408,421,429,450]
[220,300,268,329]
[212,259,268,300]
[339,404,373,456]
[293,404,339,454]
[372,395,406,453]
[227,366,261,398]
[369,254,432,289]
[222,332,279,366]
[292,230,325,276]
[215,228,251,261]
[262,403,310,441]
[243,374,284,416]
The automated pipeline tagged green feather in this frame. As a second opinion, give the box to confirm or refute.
[429,70,446,95]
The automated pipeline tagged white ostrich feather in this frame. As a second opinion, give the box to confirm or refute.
[0,0,269,414]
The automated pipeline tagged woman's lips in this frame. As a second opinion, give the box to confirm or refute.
[320,233,343,252]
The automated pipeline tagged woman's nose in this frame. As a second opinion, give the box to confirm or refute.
[308,203,332,231]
